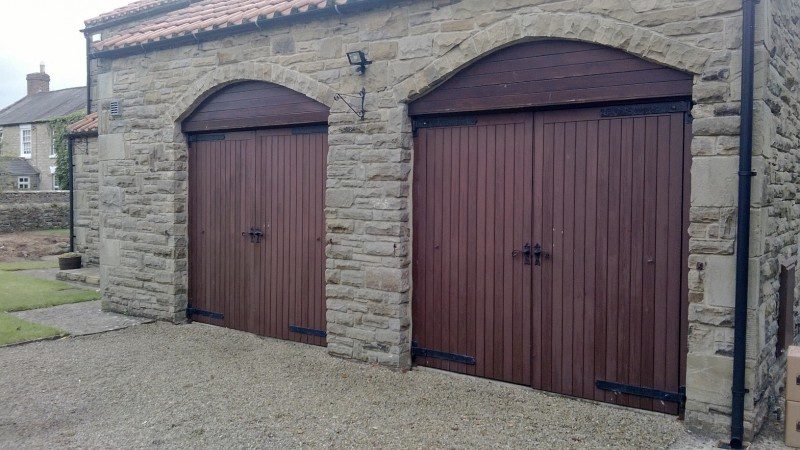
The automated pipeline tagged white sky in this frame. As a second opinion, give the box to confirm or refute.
[0,0,133,108]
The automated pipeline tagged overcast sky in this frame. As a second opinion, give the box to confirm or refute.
[0,0,132,108]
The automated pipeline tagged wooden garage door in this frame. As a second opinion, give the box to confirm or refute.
[188,126,328,345]
[411,104,689,413]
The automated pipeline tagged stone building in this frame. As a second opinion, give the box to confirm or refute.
[80,0,799,443]
[0,66,85,191]
[67,113,100,265]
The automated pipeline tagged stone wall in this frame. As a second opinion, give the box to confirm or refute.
[750,0,800,430]
[0,190,68,233]
[73,136,100,265]
[88,0,775,438]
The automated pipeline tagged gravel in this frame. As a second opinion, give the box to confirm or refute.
[0,322,774,448]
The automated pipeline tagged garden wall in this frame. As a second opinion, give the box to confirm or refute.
[0,190,69,233]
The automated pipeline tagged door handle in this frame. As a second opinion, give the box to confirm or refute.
[244,227,264,244]
[512,243,533,265]
[532,242,549,266]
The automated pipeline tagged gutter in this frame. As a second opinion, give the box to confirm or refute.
[730,0,757,447]
[85,32,91,114]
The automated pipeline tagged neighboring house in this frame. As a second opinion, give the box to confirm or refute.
[79,0,799,444]
[0,66,85,191]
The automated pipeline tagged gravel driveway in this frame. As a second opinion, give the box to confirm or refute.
[0,322,774,448]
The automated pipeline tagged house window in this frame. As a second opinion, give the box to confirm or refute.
[50,137,57,158]
[17,177,30,189]
[20,124,32,158]
[50,166,59,190]
[778,265,797,356]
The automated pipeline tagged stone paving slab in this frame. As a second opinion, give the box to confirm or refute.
[10,300,153,336]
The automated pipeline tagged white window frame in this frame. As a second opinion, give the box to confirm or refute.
[17,176,30,189]
[19,124,32,158]
[50,166,59,190]
[50,137,57,158]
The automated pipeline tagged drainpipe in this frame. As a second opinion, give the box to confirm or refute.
[85,32,92,114]
[68,136,75,253]
[730,0,756,447]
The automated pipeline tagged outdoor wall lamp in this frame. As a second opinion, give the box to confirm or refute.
[347,50,372,75]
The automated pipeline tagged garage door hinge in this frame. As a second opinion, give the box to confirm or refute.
[292,124,328,135]
[289,325,327,338]
[411,341,476,365]
[600,100,692,118]
[187,306,224,320]
[411,116,478,136]
[188,133,226,142]
[596,380,686,406]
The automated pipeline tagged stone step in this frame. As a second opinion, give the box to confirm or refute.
[56,269,100,286]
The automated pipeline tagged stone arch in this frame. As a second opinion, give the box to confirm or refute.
[168,61,336,126]
[392,12,712,103]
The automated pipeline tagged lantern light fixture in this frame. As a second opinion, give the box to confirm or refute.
[346,50,372,75]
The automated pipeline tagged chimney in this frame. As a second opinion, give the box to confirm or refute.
[26,64,50,96]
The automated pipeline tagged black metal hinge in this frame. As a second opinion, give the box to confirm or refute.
[411,116,478,136]
[292,124,328,135]
[187,133,226,142]
[601,100,692,118]
[289,325,327,338]
[411,341,476,365]
[596,380,686,406]
[187,306,224,320]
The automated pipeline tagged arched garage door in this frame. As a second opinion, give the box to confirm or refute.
[410,40,692,413]
[184,81,329,345]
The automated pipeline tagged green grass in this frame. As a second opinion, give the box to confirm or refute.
[0,260,59,271]
[0,270,100,313]
[0,313,64,346]
[0,270,99,346]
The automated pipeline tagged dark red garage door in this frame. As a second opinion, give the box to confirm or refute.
[185,81,329,345]
[410,40,692,413]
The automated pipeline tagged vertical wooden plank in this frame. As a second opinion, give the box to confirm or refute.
[573,120,587,397]
[521,115,534,385]
[605,118,621,402]
[628,117,646,410]
[583,120,598,400]
[551,121,565,394]
[594,118,609,401]
[484,124,496,380]
[458,126,470,372]
[503,123,515,381]
[653,115,672,412]
[475,124,487,378]
[665,113,685,415]
[641,116,659,411]
[541,121,555,392]
[493,124,505,378]
[532,112,545,389]
[616,118,633,407]
[466,125,478,377]
[562,121,575,395]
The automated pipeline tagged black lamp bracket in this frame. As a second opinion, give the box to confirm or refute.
[334,88,366,120]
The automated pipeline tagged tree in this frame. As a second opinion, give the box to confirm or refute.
[49,111,86,190]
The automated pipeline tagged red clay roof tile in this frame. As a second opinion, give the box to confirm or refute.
[67,113,99,134]
[90,0,351,52]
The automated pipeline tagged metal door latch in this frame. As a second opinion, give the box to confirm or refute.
[512,243,533,265]
[242,227,264,243]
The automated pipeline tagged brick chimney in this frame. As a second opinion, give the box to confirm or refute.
[26,64,50,96]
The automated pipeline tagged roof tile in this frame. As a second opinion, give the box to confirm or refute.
[67,113,99,135]
[91,0,352,52]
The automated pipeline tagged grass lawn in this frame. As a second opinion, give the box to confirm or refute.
[0,270,100,312]
[0,260,59,271]
[0,269,100,346]
[0,314,64,346]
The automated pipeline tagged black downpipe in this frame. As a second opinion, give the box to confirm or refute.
[68,137,75,253]
[730,0,756,447]
[85,33,91,114]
